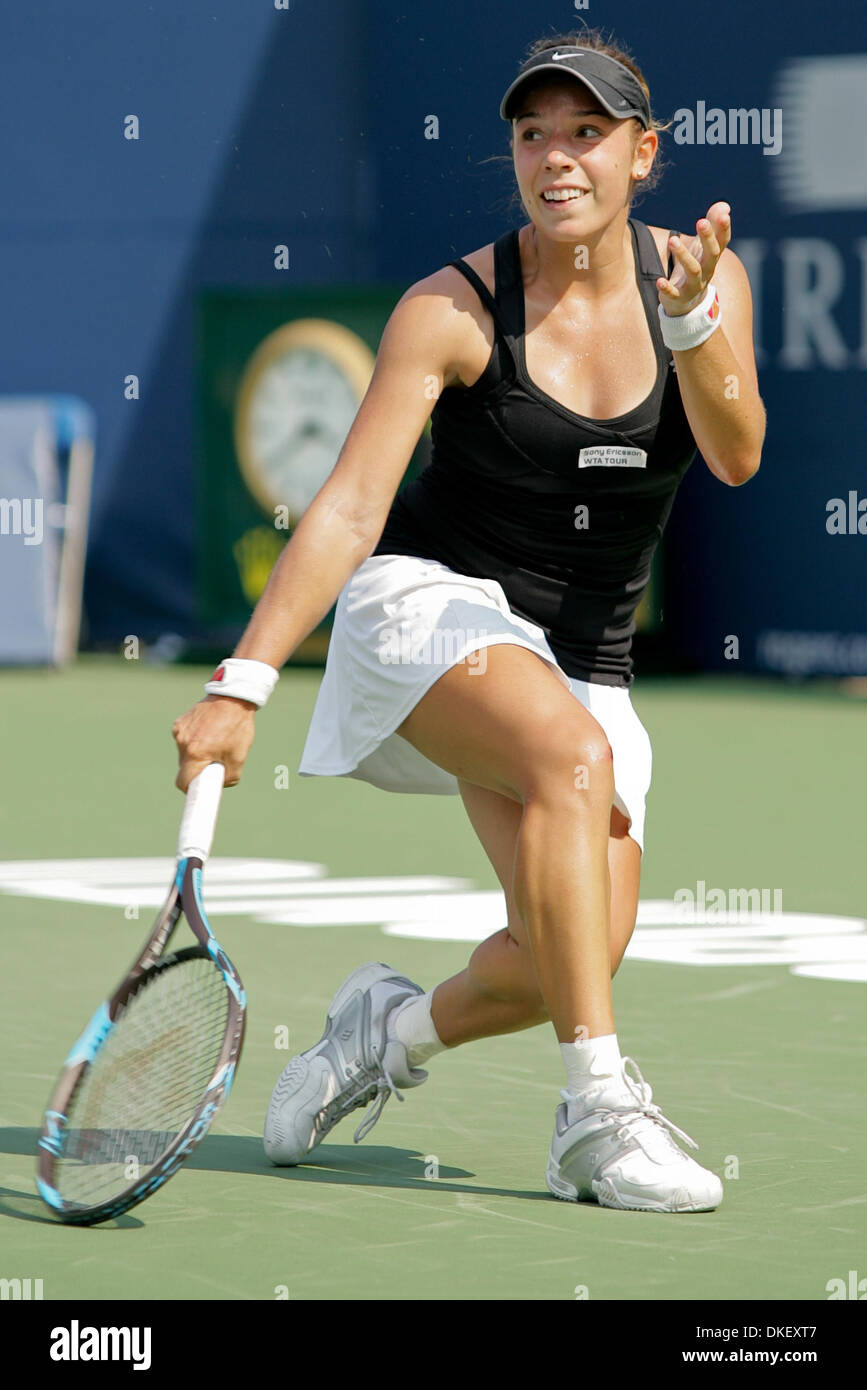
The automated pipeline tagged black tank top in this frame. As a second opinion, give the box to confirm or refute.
[371,219,698,687]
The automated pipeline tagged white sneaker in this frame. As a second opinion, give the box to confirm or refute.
[263,962,428,1166]
[546,1057,724,1213]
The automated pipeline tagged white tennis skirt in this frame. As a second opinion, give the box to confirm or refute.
[298,554,652,851]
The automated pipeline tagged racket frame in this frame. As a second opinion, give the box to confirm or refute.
[36,766,245,1225]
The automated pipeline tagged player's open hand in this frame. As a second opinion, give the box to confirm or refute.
[172,694,256,792]
[656,202,731,317]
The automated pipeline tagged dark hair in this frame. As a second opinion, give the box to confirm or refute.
[486,24,673,217]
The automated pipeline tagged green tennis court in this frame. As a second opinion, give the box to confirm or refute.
[1,658,864,1301]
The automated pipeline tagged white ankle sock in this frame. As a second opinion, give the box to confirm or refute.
[560,1033,623,1096]
[391,990,447,1067]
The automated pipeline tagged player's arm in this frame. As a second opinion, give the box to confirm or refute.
[657,205,766,487]
[231,274,465,670]
[172,272,467,789]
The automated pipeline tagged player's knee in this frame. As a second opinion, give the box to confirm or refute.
[520,720,614,810]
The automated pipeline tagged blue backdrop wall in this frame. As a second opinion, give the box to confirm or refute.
[2,2,865,675]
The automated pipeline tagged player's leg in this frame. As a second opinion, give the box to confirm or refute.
[459,780,640,979]
[392,647,722,1210]
[265,642,616,1162]
[266,641,721,1208]
[608,813,642,974]
[425,782,641,1047]
[394,643,618,1041]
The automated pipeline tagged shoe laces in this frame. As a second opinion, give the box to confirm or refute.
[313,1064,405,1145]
[352,1068,404,1143]
[614,1056,699,1154]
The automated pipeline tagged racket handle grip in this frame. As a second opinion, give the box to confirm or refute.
[178,762,226,863]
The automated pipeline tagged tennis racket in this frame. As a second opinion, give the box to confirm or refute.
[36,762,246,1225]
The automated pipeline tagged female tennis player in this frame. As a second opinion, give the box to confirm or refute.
[173,30,765,1213]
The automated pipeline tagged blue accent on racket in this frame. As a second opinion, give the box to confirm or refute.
[64,1001,113,1067]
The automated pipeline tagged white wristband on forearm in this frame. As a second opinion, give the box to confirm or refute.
[204,657,279,707]
[658,281,721,351]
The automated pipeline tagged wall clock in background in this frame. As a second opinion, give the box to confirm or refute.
[233,318,376,525]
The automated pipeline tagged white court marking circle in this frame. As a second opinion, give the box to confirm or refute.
[0,859,863,983]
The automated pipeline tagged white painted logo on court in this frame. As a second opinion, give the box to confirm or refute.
[0,859,864,983]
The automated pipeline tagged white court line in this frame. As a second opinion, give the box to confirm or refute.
[0,859,864,983]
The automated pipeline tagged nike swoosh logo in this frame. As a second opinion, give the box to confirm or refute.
[551,51,582,61]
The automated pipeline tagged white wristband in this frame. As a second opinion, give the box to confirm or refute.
[658,281,721,351]
[204,657,279,708]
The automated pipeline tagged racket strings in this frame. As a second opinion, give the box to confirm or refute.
[55,955,230,1207]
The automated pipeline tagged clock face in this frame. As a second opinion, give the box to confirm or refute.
[234,320,375,522]
[246,348,358,518]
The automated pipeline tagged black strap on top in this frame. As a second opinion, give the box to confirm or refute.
[628,218,676,364]
[446,257,499,322]
[448,237,521,379]
[447,219,674,375]
[630,217,671,281]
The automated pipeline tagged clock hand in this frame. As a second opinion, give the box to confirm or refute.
[259,419,322,464]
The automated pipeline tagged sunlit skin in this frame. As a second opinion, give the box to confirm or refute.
[509,74,731,314]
